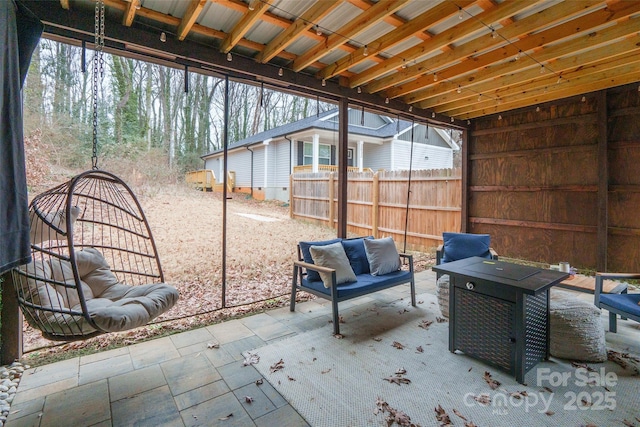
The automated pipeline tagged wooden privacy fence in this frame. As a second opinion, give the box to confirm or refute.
[185,170,235,193]
[290,169,462,252]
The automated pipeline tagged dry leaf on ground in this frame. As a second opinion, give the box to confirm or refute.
[270,359,285,373]
[483,371,501,390]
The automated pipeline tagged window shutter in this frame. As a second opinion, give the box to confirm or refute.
[331,145,336,165]
[297,141,303,165]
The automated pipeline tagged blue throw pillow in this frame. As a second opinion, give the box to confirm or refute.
[341,237,372,275]
[441,232,491,263]
[299,238,342,281]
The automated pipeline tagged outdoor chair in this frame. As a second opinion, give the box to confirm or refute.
[434,232,498,317]
[594,272,640,333]
[435,232,498,280]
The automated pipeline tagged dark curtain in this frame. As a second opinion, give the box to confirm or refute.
[0,1,42,274]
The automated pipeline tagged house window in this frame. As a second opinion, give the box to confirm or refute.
[303,142,331,165]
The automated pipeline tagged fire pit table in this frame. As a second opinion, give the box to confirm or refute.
[432,257,568,384]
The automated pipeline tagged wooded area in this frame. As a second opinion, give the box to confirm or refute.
[23,39,334,174]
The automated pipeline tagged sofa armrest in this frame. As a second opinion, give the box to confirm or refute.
[489,248,499,259]
[293,260,338,290]
[399,253,414,273]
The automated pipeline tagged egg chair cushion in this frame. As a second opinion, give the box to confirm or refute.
[21,248,179,335]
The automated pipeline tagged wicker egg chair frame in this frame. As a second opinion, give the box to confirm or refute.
[12,170,166,341]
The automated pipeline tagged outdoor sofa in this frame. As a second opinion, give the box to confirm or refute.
[291,236,415,335]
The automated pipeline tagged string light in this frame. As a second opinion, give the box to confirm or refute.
[363,45,368,56]
[540,65,545,74]
[557,76,562,84]
[160,32,166,42]
[315,25,322,36]
[536,106,540,112]
[451,116,455,123]
[491,27,497,39]
[458,7,464,20]
[457,85,462,94]
[581,96,586,102]
[278,67,284,76]
[477,94,482,101]
[432,112,436,118]
[433,73,438,82]
[467,120,471,125]
[357,86,361,93]
[385,97,389,104]
[515,50,521,60]
[498,114,502,120]
[408,106,413,112]
[401,59,407,69]
[321,78,326,86]
[226,52,232,61]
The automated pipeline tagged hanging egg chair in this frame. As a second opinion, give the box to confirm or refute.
[11,170,179,341]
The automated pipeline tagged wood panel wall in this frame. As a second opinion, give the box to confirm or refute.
[468,83,640,271]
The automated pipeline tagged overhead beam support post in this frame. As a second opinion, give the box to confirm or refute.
[337,98,349,238]
[597,90,608,272]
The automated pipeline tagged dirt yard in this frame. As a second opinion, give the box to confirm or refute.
[22,182,436,358]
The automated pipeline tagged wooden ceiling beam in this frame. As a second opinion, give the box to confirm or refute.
[60,0,69,10]
[348,0,543,89]
[292,0,409,72]
[448,55,640,117]
[177,0,207,41]
[122,0,140,26]
[412,21,640,109]
[460,69,640,119]
[255,0,341,64]
[372,0,611,97]
[316,0,476,80]
[220,0,269,53]
[426,43,640,113]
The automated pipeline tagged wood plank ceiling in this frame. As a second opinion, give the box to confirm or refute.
[32,0,640,121]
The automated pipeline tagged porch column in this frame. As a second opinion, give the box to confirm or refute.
[312,134,319,173]
[357,140,364,172]
[263,138,271,188]
[337,98,348,238]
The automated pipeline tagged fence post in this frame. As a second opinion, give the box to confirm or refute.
[372,171,379,238]
[328,172,335,229]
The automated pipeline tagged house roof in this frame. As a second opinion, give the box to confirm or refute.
[202,108,450,158]
[23,0,639,125]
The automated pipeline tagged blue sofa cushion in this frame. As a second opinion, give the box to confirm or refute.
[302,270,412,299]
[299,238,342,281]
[341,237,372,275]
[441,232,491,263]
[599,293,640,314]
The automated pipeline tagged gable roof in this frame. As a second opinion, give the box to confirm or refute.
[202,108,450,157]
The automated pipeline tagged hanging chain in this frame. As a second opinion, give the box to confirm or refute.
[92,0,105,170]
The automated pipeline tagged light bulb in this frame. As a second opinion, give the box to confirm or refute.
[322,79,326,87]
[408,106,413,112]
[278,67,283,76]
[402,60,407,69]
[457,86,462,94]
[160,32,166,42]
[458,7,464,19]
[433,73,438,82]
[557,76,562,84]
[515,50,521,60]
[385,97,389,104]
[432,112,436,118]
[316,25,322,36]
[477,94,482,101]
[581,96,586,102]
[498,114,502,120]
[451,116,455,123]
[227,52,232,61]
[491,28,497,39]
[540,65,545,74]
[363,45,368,56]
[357,86,361,93]
[536,106,540,112]
[467,120,471,125]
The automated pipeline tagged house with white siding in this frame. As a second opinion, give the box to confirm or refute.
[201,108,458,202]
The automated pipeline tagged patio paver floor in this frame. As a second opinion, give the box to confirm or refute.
[5,270,639,426]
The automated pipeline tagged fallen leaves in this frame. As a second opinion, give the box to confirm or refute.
[375,397,420,427]
[434,404,451,426]
[244,396,253,404]
[255,379,263,385]
[242,352,260,367]
[218,413,233,421]
[473,394,491,405]
[270,359,285,373]
[392,341,405,350]
[483,371,501,390]
[436,317,447,323]
[608,350,640,374]
[416,346,423,353]
[418,320,433,330]
[384,368,411,386]
[207,342,220,349]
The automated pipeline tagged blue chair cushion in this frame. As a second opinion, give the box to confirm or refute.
[299,238,342,282]
[301,270,412,299]
[441,232,491,263]
[599,293,640,315]
[341,237,372,275]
